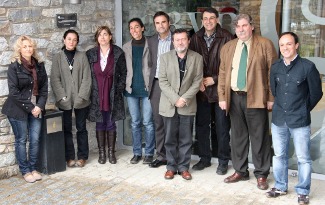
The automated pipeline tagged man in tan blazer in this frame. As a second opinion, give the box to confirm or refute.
[159,28,203,180]
[218,14,277,190]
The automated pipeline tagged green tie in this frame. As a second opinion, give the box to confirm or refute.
[237,43,247,90]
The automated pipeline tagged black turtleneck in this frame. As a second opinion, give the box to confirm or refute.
[64,48,76,64]
[132,36,145,47]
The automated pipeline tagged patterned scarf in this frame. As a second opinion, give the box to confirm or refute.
[21,56,38,96]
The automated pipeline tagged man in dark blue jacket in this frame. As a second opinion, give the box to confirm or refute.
[266,32,323,205]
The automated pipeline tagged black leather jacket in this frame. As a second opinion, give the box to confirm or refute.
[2,60,48,120]
[189,24,234,102]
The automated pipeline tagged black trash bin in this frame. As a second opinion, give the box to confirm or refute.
[37,109,66,174]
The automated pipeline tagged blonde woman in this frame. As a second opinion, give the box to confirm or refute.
[2,35,48,183]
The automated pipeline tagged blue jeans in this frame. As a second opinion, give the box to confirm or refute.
[271,123,311,195]
[126,96,155,156]
[9,114,42,175]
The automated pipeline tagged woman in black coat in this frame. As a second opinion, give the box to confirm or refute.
[86,26,127,164]
[2,35,48,183]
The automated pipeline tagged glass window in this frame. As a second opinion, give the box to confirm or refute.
[121,0,211,147]
[121,0,325,175]
[281,0,325,175]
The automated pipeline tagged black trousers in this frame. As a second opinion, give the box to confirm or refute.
[150,79,166,161]
[195,100,231,165]
[229,92,271,178]
[61,106,89,161]
[163,112,194,172]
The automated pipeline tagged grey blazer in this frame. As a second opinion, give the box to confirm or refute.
[50,50,91,110]
[158,49,203,117]
[147,33,174,98]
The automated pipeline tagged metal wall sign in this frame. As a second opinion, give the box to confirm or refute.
[56,13,77,28]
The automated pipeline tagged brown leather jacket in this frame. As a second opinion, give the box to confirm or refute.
[189,24,234,103]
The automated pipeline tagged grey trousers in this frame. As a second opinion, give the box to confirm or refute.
[150,79,166,161]
[229,92,271,178]
[163,112,194,172]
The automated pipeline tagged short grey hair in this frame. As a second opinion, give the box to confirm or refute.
[232,14,254,29]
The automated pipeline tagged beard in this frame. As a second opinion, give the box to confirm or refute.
[175,46,187,54]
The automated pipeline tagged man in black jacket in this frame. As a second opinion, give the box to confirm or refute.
[266,32,323,205]
[189,7,234,174]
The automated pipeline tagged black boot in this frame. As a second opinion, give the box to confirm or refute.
[107,131,117,164]
[96,131,106,164]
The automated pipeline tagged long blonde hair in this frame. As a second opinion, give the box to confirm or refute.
[11,35,42,63]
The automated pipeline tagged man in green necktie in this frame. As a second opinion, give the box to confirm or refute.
[218,14,277,190]
[237,42,248,90]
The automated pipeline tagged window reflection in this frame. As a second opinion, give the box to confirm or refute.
[283,0,325,174]
[121,0,325,174]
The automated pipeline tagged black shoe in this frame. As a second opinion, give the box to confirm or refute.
[298,195,309,205]
[192,161,211,170]
[143,156,153,164]
[216,164,228,175]
[130,155,142,164]
[149,159,167,168]
[265,188,287,198]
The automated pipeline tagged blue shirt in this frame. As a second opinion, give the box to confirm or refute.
[270,55,323,128]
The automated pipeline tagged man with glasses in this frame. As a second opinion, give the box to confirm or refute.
[159,28,203,180]
[189,7,234,175]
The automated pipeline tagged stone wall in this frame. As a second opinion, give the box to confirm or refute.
[0,0,115,179]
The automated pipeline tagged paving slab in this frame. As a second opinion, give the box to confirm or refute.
[1,149,324,205]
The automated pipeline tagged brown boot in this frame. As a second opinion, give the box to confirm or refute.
[96,131,106,164]
[107,131,117,164]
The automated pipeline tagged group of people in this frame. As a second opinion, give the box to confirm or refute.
[3,25,126,183]
[2,7,323,205]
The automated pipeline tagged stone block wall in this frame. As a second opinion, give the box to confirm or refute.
[0,115,18,179]
[0,0,115,179]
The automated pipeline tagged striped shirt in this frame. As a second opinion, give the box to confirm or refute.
[155,32,172,78]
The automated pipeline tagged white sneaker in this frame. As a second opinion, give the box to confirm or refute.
[23,172,36,183]
[32,170,42,181]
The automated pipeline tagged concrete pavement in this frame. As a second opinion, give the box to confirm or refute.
[1,149,325,205]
